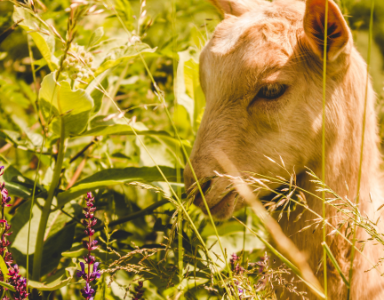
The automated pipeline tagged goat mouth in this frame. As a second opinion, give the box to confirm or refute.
[192,189,237,220]
[188,179,238,218]
[204,191,237,216]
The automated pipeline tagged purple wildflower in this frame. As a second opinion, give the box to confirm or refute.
[77,262,87,280]
[8,265,29,300]
[77,192,100,299]
[256,252,268,274]
[81,282,95,299]
[230,253,239,271]
[132,281,144,300]
[89,262,101,281]
[0,167,28,299]
[230,253,244,275]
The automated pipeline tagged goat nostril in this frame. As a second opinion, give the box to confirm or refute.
[201,180,211,194]
[189,179,212,207]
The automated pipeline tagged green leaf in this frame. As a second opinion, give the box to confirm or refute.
[163,278,209,296]
[0,130,35,151]
[56,166,181,207]
[81,118,190,163]
[88,27,104,48]
[9,201,77,276]
[0,280,15,292]
[40,72,93,115]
[114,0,135,31]
[2,165,46,198]
[62,245,120,261]
[39,72,94,136]
[94,42,155,78]
[46,204,82,239]
[28,267,76,291]
[81,124,190,148]
[176,49,205,131]
[11,115,44,148]
[13,7,58,71]
[0,255,10,281]
[136,136,177,168]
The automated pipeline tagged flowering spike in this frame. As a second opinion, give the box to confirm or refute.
[0,167,28,299]
[132,281,144,300]
[77,191,100,299]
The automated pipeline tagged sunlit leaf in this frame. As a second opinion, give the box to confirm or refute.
[56,166,181,207]
[0,280,15,292]
[114,0,135,31]
[2,165,46,198]
[39,72,94,136]
[62,245,120,261]
[94,42,155,77]
[0,255,10,281]
[9,201,76,276]
[13,7,58,71]
[176,49,205,130]
[88,27,104,48]
[28,267,76,291]
[81,124,190,149]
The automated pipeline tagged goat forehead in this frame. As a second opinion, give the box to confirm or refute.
[200,2,305,94]
[210,12,267,54]
[208,10,302,56]
[206,21,296,85]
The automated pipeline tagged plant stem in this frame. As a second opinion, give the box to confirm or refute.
[32,118,67,281]
[170,0,184,292]
[322,1,329,297]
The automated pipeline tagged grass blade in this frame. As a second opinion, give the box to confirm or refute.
[322,242,350,288]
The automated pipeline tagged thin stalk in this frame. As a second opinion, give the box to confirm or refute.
[32,115,67,281]
[349,0,375,291]
[322,242,350,288]
[26,35,40,121]
[322,0,329,297]
[171,0,184,291]
[177,211,183,280]
[26,32,46,285]
[242,207,247,267]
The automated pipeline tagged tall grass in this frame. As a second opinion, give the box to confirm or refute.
[322,0,329,297]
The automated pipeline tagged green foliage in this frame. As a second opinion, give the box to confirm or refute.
[13,6,58,70]
[57,166,180,206]
[0,0,383,299]
[39,72,94,136]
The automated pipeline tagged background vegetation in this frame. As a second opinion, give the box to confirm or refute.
[0,0,383,299]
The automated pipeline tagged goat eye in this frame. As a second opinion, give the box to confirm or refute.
[255,84,288,100]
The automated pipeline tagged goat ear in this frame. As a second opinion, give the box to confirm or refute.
[209,0,264,16]
[304,0,352,61]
